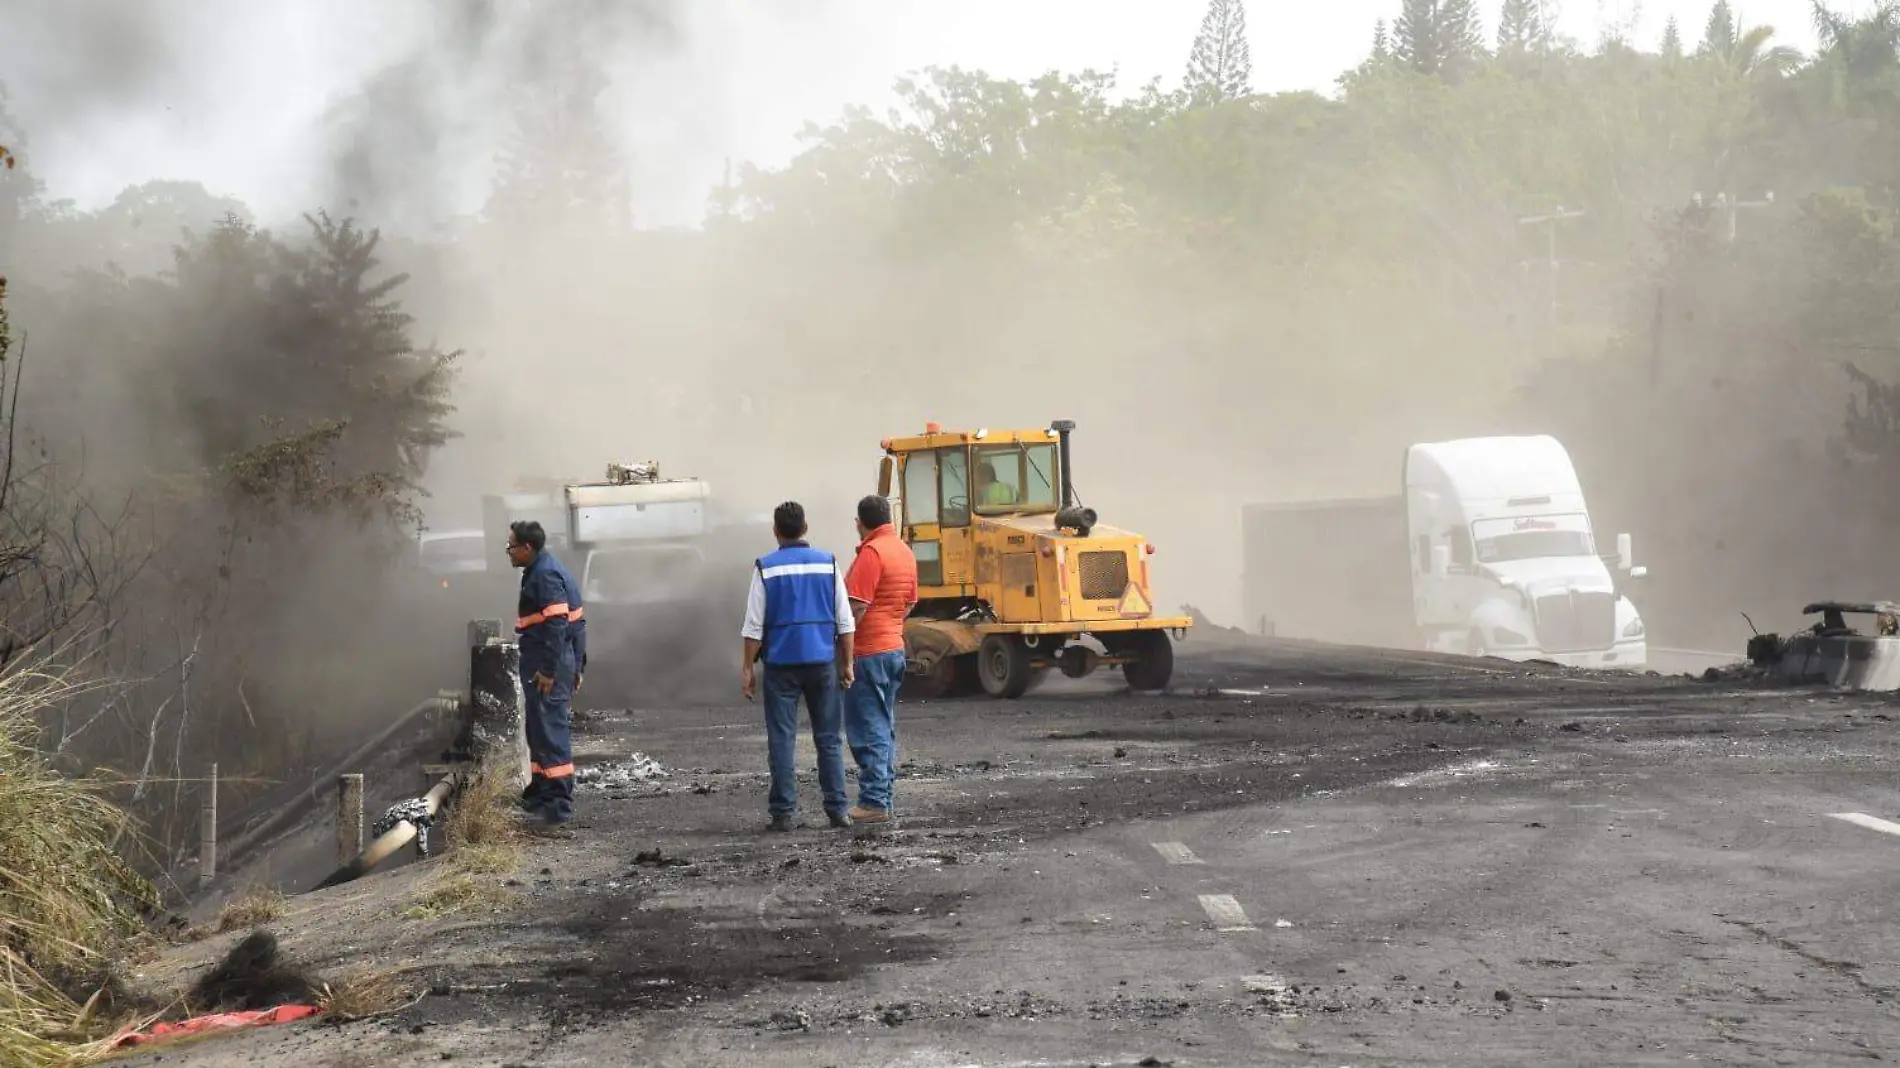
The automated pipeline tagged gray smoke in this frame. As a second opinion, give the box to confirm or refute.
[319,0,683,226]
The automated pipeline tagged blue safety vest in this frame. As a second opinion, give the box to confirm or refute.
[758,544,839,667]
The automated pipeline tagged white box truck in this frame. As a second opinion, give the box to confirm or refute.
[1241,435,1649,669]
[482,462,717,615]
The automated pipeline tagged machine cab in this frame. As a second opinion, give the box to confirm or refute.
[878,423,1065,594]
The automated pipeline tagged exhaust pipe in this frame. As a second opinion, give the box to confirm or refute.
[1051,419,1077,508]
[1050,419,1097,536]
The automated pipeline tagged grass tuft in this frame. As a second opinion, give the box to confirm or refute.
[400,765,526,920]
[317,966,411,1022]
[400,874,518,920]
[0,663,155,1066]
[215,883,286,934]
[440,765,524,855]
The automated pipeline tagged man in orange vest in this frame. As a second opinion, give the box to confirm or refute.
[842,494,919,825]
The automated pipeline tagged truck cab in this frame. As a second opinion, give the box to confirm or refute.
[1405,436,1647,667]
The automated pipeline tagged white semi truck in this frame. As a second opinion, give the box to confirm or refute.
[1241,435,1649,669]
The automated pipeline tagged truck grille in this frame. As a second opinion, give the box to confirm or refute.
[1079,551,1128,600]
[1533,590,1616,653]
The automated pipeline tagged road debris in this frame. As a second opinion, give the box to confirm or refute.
[576,752,670,790]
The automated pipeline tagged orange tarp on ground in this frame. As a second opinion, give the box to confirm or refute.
[112,1003,320,1048]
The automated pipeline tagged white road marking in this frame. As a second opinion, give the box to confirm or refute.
[1241,973,1301,1017]
[1830,812,1900,837]
[1241,973,1289,994]
[1152,841,1202,865]
[1198,893,1256,931]
[1383,759,1503,789]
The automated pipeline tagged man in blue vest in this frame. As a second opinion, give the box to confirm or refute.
[506,520,582,826]
[740,501,856,832]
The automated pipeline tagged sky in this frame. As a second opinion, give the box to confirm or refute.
[0,0,1834,228]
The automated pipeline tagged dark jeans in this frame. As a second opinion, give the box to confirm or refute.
[845,650,906,811]
[521,669,575,820]
[762,661,847,817]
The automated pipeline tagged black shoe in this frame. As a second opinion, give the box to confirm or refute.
[826,810,852,829]
[767,813,795,833]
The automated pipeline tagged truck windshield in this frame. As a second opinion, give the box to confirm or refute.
[584,547,705,604]
[1475,530,1595,563]
[973,443,1059,514]
[419,534,486,573]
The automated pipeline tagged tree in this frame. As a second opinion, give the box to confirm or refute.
[1497,0,1548,56]
[1373,19,1392,62]
[1395,0,1444,74]
[1810,1,1900,91]
[1700,0,1738,56]
[485,61,631,234]
[1439,0,1488,72]
[1184,0,1254,104]
[0,86,41,273]
[1661,16,1684,58]
[1393,0,1485,77]
[1727,24,1804,77]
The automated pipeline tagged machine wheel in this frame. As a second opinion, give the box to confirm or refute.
[1121,631,1175,692]
[1467,628,1488,659]
[978,635,1034,698]
[903,653,979,700]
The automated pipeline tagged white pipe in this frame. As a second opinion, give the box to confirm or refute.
[315,774,456,890]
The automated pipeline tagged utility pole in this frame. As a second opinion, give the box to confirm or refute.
[1518,205,1586,355]
[1693,190,1774,243]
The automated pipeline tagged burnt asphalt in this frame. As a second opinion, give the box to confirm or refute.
[128,630,1900,1067]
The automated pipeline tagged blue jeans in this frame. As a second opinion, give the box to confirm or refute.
[845,650,906,811]
[521,668,575,821]
[762,662,847,817]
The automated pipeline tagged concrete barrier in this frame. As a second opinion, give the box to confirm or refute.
[1777,633,1900,691]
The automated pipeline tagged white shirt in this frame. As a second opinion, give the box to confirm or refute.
[741,556,857,641]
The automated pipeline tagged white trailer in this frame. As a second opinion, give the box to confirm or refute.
[1242,435,1650,669]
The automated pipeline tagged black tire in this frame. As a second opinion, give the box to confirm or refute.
[978,635,1034,698]
[903,653,978,700]
[1121,630,1175,692]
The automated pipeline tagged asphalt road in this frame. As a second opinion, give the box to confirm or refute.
[136,632,1900,1067]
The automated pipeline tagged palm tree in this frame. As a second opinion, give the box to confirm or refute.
[1723,23,1804,77]
[1811,1,1900,89]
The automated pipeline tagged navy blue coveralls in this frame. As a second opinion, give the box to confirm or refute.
[517,548,584,820]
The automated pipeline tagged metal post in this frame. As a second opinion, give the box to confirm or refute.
[337,774,364,864]
[1517,205,1586,356]
[199,763,218,888]
[1693,190,1773,244]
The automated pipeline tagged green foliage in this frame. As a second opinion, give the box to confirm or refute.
[1702,0,1738,56]
[1184,0,1254,104]
[35,210,459,523]
[1395,0,1486,78]
[1496,0,1546,57]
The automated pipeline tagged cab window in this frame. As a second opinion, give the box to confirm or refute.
[1450,527,1474,568]
[902,451,939,527]
[939,448,970,528]
[973,443,1059,514]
